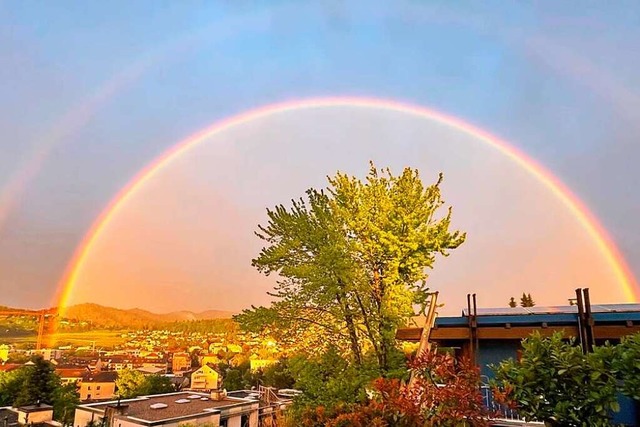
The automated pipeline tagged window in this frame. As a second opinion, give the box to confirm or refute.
[219,419,228,427]
[97,386,101,390]
[87,386,91,390]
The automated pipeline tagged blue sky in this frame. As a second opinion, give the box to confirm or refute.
[1,1,639,309]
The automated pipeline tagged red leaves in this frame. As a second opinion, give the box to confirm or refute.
[299,350,491,426]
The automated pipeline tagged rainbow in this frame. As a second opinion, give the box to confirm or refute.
[53,96,639,313]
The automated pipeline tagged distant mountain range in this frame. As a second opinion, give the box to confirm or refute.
[59,303,235,328]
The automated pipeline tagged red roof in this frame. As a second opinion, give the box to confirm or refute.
[55,368,87,378]
[0,363,21,372]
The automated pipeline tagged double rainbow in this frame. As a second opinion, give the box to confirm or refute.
[54,96,639,312]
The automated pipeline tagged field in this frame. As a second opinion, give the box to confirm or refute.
[3,330,129,348]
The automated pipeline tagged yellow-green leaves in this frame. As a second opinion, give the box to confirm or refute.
[237,164,465,373]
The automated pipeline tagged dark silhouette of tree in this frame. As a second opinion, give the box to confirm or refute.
[14,355,58,406]
[508,297,517,308]
[519,293,535,307]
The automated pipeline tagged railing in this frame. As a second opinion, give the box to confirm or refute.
[481,385,524,421]
[479,379,543,425]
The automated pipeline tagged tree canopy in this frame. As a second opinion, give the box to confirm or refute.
[235,164,465,373]
[0,356,79,425]
[115,370,174,398]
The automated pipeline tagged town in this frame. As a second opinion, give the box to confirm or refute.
[2,2,640,426]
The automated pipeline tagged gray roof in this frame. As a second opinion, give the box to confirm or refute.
[462,303,640,317]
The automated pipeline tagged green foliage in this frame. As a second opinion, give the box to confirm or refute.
[217,360,253,391]
[141,375,174,395]
[288,347,377,418]
[297,350,489,427]
[53,382,80,426]
[236,164,465,373]
[262,359,295,390]
[492,332,618,426]
[115,370,174,398]
[115,369,146,398]
[0,356,79,425]
[611,333,640,400]
[14,356,59,406]
[0,368,28,406]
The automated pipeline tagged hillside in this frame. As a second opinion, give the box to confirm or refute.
[60,303,235,328]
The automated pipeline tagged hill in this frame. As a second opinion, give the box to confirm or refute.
[60,303,235,329]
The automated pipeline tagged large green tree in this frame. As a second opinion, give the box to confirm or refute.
[115,370,174,398]
[235,164,465,373]
[14,356,59,407]
[0,356,79,425]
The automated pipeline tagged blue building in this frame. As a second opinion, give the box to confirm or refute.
[397,292,640,425]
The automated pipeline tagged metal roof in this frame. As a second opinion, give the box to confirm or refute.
[461,303,640,317]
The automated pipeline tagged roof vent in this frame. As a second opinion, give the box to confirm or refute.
[187,395,201,399]
[150,403,168,410]
[175,399,191,404]
[200,398,209,401]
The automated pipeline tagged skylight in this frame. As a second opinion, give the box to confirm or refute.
[150,403,168,410]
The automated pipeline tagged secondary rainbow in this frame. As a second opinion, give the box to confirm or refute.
[53,96,639,312]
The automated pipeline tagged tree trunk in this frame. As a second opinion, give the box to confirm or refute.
[335,290,362,365]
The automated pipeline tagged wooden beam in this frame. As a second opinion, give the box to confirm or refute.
[593,325,640,340]
[398,324,640,343]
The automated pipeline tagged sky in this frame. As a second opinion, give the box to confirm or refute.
[1,1,639,313]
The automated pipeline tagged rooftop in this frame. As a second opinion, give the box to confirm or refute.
[17,404,53,413]
[83,392,256,422]
[461,303,640,317]
[83,372,118,383]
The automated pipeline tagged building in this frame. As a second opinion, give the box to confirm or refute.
[189,365,220,391]
[31,349,62,362]
[199,354,220,367]
[55,367,87,385]
[171,353,191,374]
[396,295,640,426]
[227,388,297,427]
[73,391,259,427]
[79,372,118,401]
[0,344,9,362]
[0,404,57,427]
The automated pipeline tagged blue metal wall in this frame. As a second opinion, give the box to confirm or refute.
[477,340,520,379]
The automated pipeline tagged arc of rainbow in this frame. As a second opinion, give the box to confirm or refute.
[54,96,639,314]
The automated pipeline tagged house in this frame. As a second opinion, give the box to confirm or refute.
[171,353,191,373]
[227,388,297,427]
[31,349,62,362]
[0,344,9,362]
[55,366,87,385]
[79,372,118,401]
[136,366,165,375]
[0,404,57,427]
[396,294,640,426]
[189,365,220,391]
[199,354,220,367]
[73,391,259,427]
